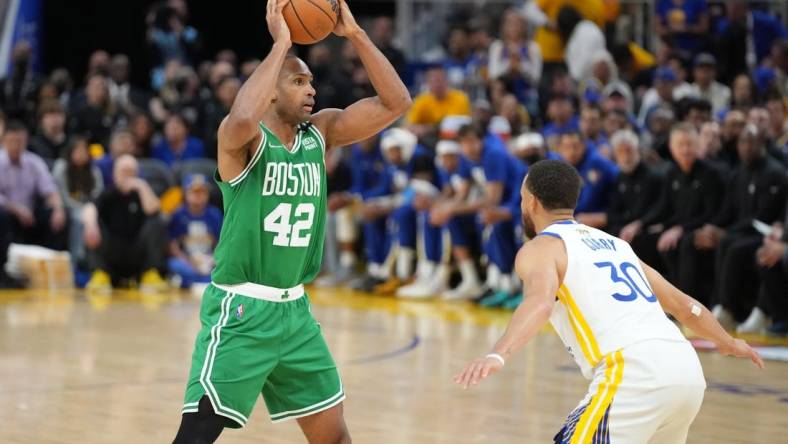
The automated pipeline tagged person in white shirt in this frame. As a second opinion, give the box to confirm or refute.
[557,5,606,82]
[488,9,542,88]
[688,53,731,115]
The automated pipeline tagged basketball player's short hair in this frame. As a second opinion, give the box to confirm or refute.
[525,159,582,211]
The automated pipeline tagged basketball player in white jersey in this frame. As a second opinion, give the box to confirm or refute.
[455,160,764,443]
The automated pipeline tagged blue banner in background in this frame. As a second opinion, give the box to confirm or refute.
[0,0,42,78]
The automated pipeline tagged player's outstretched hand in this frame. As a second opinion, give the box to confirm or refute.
[454,355,504,389]
[266,0,291,44]
[718,338,765,369]
[333,0,362,38]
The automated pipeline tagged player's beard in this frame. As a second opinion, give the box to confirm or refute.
[522,210,537,239]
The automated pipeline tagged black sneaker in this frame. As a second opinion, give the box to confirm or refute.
[766,321,788,338]
[0,271,26,289]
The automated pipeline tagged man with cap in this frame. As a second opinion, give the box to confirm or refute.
[168,174,223,292]
[689,53,731,115]
[639,66,679,127]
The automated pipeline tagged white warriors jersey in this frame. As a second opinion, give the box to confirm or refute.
[540,221,688,379]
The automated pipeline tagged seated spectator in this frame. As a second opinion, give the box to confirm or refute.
[728,73,756,114]
[718,109,747,168]
[551,131,618,228]
[643,106,676,160]
[167,174,222,291]
[696,126,788,331]
[147,2,201,90]
[431,124,524,303]
[394,155,446,298]
[130,112,157,158]
[108,54,150,113]
[496,94,530,138]
[755,211,788,336]
[488,9,542,110]
[52,135,104,265]
[680,97,712,130]
[82,154,167,292]
[198,75,240,159]
[69,74,118,146]
[422,140,484,299]
[623,123,726,302]
[406,66,471,139]
[351,128,426,292]
[95,128,138,187]
[579,105,609,157]
[655,0,709,56]
[608,130,664,238]
[29,101,69,161]
[697,121,728,173]
[688,53,731,115]
[638,67,679,127]
[317,135,385,287]
[152,113,205,167]
[0,121,68,287]
[442,26,474,90]
[542,94,579,150]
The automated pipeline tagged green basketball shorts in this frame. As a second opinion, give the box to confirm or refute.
[181,283,344,428]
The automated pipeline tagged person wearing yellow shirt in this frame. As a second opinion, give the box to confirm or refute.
[406,66,471,138]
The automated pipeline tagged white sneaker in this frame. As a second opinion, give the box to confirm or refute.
[397,277,448,299]
[712,305,736,331]
[736,307,770,334]
[441,280,486,301]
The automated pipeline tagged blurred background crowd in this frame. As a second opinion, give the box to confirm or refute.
[0,0,786,336]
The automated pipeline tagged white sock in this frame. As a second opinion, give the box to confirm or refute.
[459,259,479,285]
[499,274,514,294]
[340,251,356,268]
[486,264,501,289]
[397,247,415,280]
[417,261,436,280]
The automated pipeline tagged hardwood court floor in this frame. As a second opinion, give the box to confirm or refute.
[0,287,786,443]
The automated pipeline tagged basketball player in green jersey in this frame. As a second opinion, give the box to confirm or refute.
[172,1,411,442]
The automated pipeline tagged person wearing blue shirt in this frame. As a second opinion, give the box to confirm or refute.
[152,114,205,167]
[542,94,579,151]
[552,131,619,228]
[717,3,787,69]
[431,125,522,302]
[656,0,710,55]
[351,128,428,293]
[167,174,222,290]
[317,136,387,288]
[399,140,475,299]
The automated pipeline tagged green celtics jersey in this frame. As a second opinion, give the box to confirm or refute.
[211,121,327,288]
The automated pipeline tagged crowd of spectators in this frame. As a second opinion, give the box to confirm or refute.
[0,0,786,336]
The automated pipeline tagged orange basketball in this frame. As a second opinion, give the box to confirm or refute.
[282,0,339,45]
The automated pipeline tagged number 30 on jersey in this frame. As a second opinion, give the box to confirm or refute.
[263,202,315,247]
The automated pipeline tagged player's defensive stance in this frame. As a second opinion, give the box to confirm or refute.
[455,160,764,443]
[173,1,411,443]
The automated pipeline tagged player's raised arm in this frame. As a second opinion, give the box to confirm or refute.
[454,236,563,389]
[312,1,412,148]
[217,0,291,182]
[641,261,764,369]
